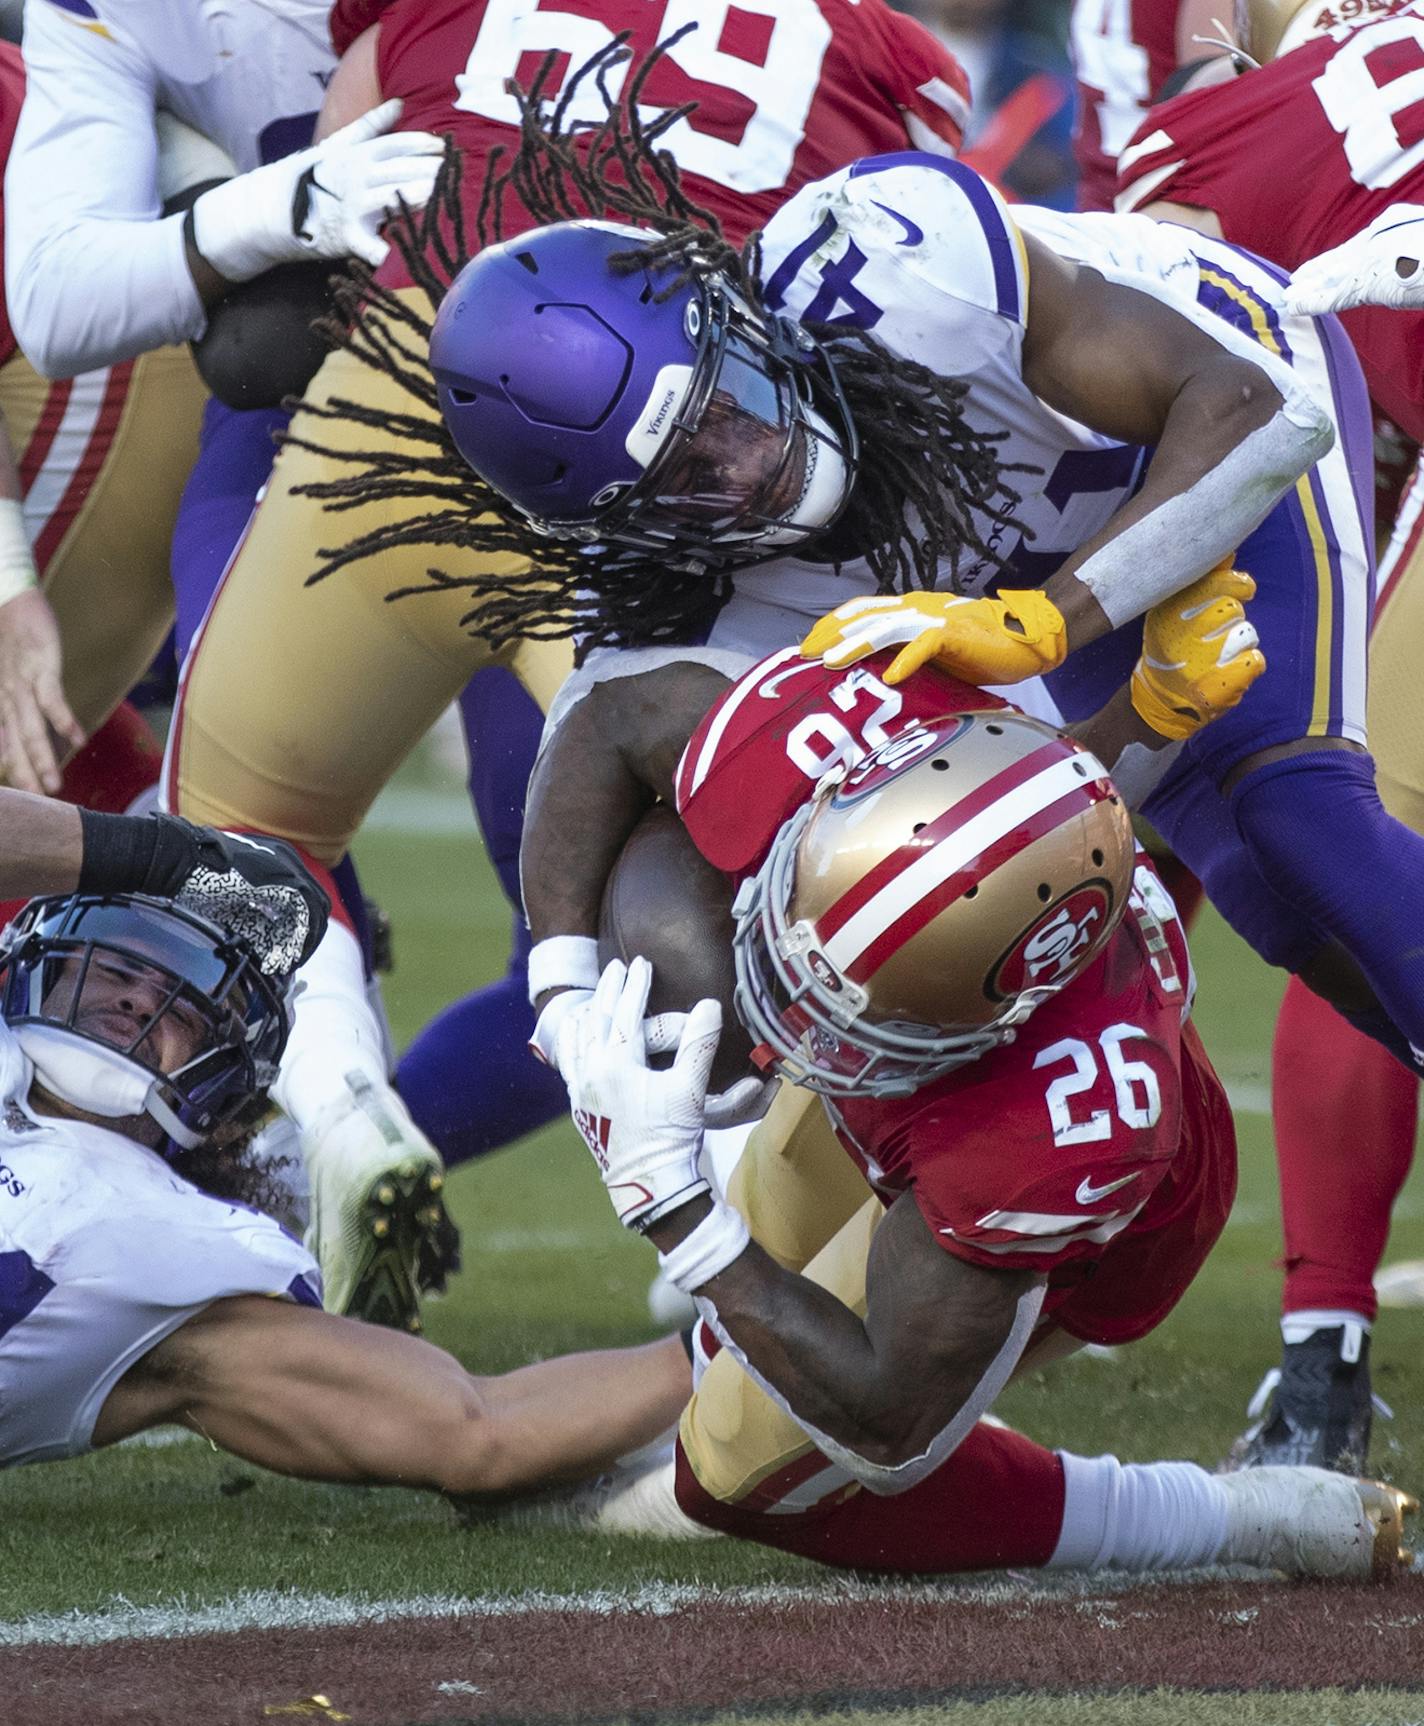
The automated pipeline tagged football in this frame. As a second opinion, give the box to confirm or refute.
[598,803,753,1094]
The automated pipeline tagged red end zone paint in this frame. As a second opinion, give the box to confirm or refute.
[3,1577,1423,1725]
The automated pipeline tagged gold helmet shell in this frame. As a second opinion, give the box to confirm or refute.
[1240,0,1368,61]
[731,710,1135,1097]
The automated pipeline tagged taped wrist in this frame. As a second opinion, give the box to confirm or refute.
[0,497,37,609]
[527,935,601,1005]
[657,1200,750,1292]
[76,810,197,899]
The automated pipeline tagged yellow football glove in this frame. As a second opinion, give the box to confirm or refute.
[1130,561,1267,742]
[799,589,1068,687]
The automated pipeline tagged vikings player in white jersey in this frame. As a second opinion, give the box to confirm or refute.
[315,88,1419,1101]
[0,802,686,1481]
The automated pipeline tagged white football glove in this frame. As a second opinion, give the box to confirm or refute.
[528,986,594,1070]
[556,957,721,1230]
[1285,203,1424,316]
[190,99,443,284]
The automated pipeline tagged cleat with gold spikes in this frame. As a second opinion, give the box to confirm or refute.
[301,1072,460,1331]
[1219,1465,1419,1580]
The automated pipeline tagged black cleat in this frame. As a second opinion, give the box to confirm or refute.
[1229,1325,1386,1474]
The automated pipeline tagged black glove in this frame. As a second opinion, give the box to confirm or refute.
[79,811,330,977]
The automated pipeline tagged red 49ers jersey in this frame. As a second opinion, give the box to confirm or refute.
[1116,7,1424,440]
[356,0,968,286]
[674,645,1008,879]
[1071,0,1183,213]
[674,644,1235,1345]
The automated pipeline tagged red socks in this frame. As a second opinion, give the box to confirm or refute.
[1273,974,1418,1321]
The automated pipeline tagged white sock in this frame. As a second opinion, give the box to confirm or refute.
[274,919,391,1128]
[1049,1452,1229,1571]
[1281,1310,1370,1351]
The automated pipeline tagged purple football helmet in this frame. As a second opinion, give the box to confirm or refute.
[0,893,289,1157]
[430,221,858,567]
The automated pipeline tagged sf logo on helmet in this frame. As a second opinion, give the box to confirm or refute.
[990,885,1113,999]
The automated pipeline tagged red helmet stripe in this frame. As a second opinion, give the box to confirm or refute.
[841,781,1111,986]
[816,739,1070,943]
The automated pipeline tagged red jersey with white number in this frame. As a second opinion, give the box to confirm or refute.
[1116,7,1424,440]
[356,0,969,287]
[1071,0,1182,212]
[675,646,1236,1346]
[0,42,23,368]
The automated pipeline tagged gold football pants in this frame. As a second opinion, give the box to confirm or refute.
[170,291,571,861]
[678,1084,885,1509]
[1371,477,1424,836]
[2,343,205,738]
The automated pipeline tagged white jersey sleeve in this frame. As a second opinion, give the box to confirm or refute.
[6,0,204,377]
[760,152,1030,373]
[0,1025,320,1466]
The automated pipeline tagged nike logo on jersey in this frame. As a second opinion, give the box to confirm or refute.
[872,201,923,248]
[1074,1171,1141,1206]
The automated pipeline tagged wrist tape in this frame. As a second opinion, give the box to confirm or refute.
[658,1200,751,1293]
[527,935,601,1005]
[0,497,37,610]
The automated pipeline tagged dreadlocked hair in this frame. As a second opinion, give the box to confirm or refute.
[169,1097,299,1219]
[291,33,1030,653]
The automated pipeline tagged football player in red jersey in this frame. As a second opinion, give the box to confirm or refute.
[523,644,1415,1579]
[1113,0,1424,1475]
[166,6,971,1324]
[1070,0,1237,213]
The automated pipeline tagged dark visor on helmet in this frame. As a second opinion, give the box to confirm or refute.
[581,280,857,564]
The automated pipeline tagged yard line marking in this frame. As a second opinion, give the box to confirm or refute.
[0,1571,1272,1650]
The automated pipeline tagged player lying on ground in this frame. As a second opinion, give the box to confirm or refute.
[525,643,1417,1580]
[0,827,687,1487]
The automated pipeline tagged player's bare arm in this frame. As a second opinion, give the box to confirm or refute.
[1019,233,1329,649]
[522,663,732,963]
[92,1296,690,1499]
[648,1191,1042,1475]
[315,24,383,142]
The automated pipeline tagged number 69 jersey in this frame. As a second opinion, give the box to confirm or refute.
[353,0,971,286]
[675,648,1237,1347]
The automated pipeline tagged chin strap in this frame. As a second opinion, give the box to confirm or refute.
[12,1024,203,1148]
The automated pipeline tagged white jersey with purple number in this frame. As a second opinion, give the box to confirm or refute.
[0,1021,319,1467]
[728,151,1324,630]
[554,154,1353,743]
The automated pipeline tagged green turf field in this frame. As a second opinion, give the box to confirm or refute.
[2,799,1422,1625]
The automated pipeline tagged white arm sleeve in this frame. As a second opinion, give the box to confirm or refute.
[5,1,205,377]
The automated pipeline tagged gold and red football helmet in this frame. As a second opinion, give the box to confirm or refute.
[1240,0,1381,61]
[731,710,1135,1097]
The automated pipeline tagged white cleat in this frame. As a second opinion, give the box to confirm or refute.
[1218,1465,1417,1580]
[301,1071,454,1332]
[457,1447,716,1541]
